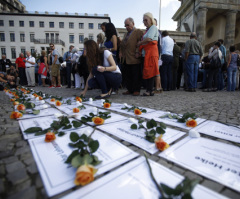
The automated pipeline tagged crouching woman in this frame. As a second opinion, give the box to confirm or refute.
[81,40,122,99]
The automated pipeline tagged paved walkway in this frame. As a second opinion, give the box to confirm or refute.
[0,87,240,199]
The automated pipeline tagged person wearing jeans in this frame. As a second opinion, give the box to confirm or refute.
[81,40,122,99]
[63,45,74,88]
[184,32,203,92]
[227,46,238,91]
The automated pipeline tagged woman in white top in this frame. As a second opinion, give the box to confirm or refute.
[80,40,122,99]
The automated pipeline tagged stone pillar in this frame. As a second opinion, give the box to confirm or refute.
[196,7,208,51]
[224,10,237,55]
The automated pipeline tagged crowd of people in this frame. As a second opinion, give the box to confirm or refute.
[1,12,240,96]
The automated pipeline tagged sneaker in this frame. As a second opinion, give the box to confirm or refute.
[49,85,55,88]
[56,85,62,88]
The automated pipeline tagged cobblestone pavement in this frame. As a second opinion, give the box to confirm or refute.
[0,86,240,199]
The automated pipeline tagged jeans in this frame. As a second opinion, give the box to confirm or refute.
[160,54,173,90]
[66,63,72,87]
[218,68,224,90]
[38,74,42,85]
[186,55,200,89]
[88,66,122,94]
[227,67,237,91]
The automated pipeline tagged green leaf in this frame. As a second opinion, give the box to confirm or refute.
[32,109,40,115]
[88,140,99,153]
[138,120,144,123]
[182,194,193,199]
[35,128,51,136]
[72,121,82,128]
[65,150,79,163]
[24,127,42,133]
[167,114,173,119]
[66,99,71,105]
[83,154,93,164]
[141,109,147,113]
[156,127,165,134]
[60,116,70,126]
[131,124,138,129]
[79,134,88,142]
[19,110,26,114]
[63,124,72,129]
[51,121,62,130]
[71,154,84,168]
[159,122,166,129]
[92,155,102,166]
[182,178,199,195]
[70,132,80,142]
[58,131,66,137]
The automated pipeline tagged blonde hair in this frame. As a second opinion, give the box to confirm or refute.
[143,12,156,26]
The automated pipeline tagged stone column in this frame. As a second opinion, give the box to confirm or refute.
[196,7,208,51]
[224,10,237,54]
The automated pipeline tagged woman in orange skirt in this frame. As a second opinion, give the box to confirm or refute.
[137,12,159,96]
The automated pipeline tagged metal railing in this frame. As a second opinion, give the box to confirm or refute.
[33,39,65,47]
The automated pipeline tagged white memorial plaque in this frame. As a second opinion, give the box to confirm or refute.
[56,104,95,116]
[61,157,228,199]
[159,137,240,192]
[98,120,185,154]
[141,110,206,130]
[19,115,86,140]
[18,108,62,120]
[84,100,156,116]
[28,126,138,197]
[194,120,240,143]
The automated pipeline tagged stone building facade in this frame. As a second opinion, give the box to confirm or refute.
[172,0,240,53]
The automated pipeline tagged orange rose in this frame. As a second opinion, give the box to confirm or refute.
[33,93,38,98]
[186,119,197,127]
[17,104,26,111]
[10,98,15,102]
[10,111,23,119]
[38,96,43,100]
[134,108,142,115]
[92,117,104,125]
[55,100,62,106]
[45,132,56,142]
[74,164,97,186]
[73,108,80,113]
[155,135,169,151]
[13,101,19,105]
[50,98,55,102]
[76,97,82,102]
[27,91,30,93]
[103,103,111,108]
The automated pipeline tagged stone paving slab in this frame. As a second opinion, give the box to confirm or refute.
[0,87,240,199]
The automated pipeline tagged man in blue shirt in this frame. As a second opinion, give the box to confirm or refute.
[63,45,74,88]
[160,31,174,91]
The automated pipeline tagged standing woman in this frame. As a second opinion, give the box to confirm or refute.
[227,46,238,91]
[38,50,48,87]
[137,12,159,96]
[104,23,118,63]
[80,40,122,99]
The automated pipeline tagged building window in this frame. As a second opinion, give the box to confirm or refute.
[29,21,34,27]
[59,22,64,28]
[11,48,16,59]
[0,33,5,42]
[89,34,94,40]
[30,34,35,42]
[31,48,35,55]
[79,23,84,29]
[69,35,74,43]
[9,20,14,27]
[19,21,24,27]
[79,35,84,43]
[20,33,25,42]
[88,23,94,29]
[1,48,6,56]
[10,33,15,42]
[98,23,102,29]
[69,22,74,29]
[39,21,44,27]
[21,48,26,57]
[0,20,4,26]
[49,22,54,28]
